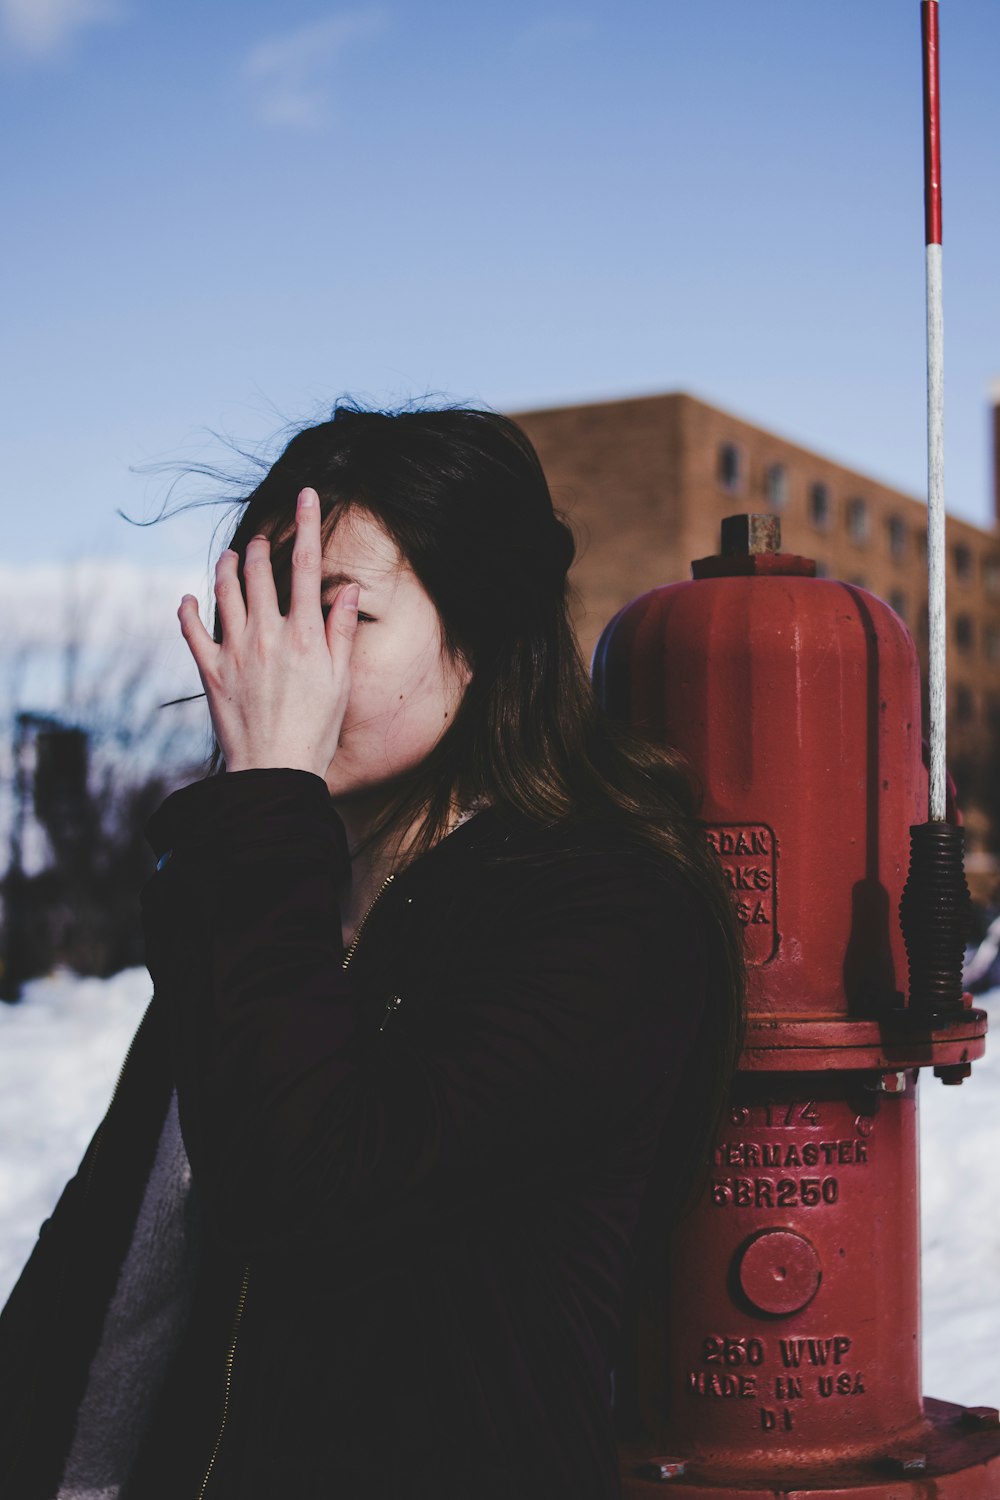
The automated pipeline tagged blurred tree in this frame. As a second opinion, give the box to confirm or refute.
[0,570,207,1000]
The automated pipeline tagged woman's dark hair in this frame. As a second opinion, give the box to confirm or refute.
[151,400,746,1243]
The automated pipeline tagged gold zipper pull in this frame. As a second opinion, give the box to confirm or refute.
[379,995,404,1031]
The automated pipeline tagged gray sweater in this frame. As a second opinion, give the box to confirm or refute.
[56,1089,201,1499]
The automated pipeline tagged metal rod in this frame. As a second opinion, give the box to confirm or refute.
[922,0,946,821]
[899,1,970,1019]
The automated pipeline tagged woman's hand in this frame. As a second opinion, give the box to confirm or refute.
[177,487,360,777]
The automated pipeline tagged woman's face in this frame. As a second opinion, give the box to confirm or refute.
[316,506,471,805]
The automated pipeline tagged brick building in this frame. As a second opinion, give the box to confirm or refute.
[511,390,1000,895]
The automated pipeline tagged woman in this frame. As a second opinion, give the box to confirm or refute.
[0,403,746,1499]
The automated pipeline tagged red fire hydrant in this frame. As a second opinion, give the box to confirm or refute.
[594,515,1000,1497]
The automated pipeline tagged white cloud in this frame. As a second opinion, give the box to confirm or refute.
[0,0,123,57]
[0,559,206,651]
[241,9,388,130]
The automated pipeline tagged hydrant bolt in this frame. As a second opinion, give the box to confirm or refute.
[881,1449,928,1474]
[633,1458,687,1482]
[934,1062,972,1084]
[959,1406,1000,1430]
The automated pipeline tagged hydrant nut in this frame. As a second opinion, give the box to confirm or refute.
[635,1457,687,1481]
[933,1063,972,1085]
[958,1405,1000,1430]
[737,1229,822,1315]
[882,1449,927,1473]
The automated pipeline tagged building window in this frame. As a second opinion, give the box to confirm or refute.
[809,482,830,530]
[915,529,928,560]
[717,442,743,493]
[955,614,973,653]
[846,497,870,544]
[983,557,1000,597]
[985,623,1000,664]
[813,560,829,578]
[887,515,907,562]
[847,575,868,589]
[764,463,788,509]
[987,693,1000,731]
[955,684,974,722]
[953,543,973,582]
[888,589,907,621]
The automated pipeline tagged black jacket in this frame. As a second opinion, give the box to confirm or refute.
[0,768,715,1499]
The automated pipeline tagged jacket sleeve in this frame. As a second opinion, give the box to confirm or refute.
[139,769,710,1259]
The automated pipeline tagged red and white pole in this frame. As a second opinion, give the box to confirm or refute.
[922,0,946,822]
[899,0,970,1020]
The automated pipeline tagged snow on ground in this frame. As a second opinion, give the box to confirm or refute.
[0,972,997,1409]
[0,968,153,1301]
[919,999,1000,1408]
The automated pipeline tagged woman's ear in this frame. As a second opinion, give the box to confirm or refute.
[448,643,474,692]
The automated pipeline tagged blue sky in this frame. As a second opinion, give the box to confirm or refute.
[3,0,999,576]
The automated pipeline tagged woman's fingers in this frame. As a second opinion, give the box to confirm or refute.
[180,495,356,772]
[325,581,360,669]
[288,488,324,630]
[177,594,220,676]
[214,549,247,641]
[242,532,279,626]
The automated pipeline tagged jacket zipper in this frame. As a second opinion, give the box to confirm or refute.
[196,869,397,1497]
[343,871,400,1029]
[196,1264,250,1500]
[341,871,395,971]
